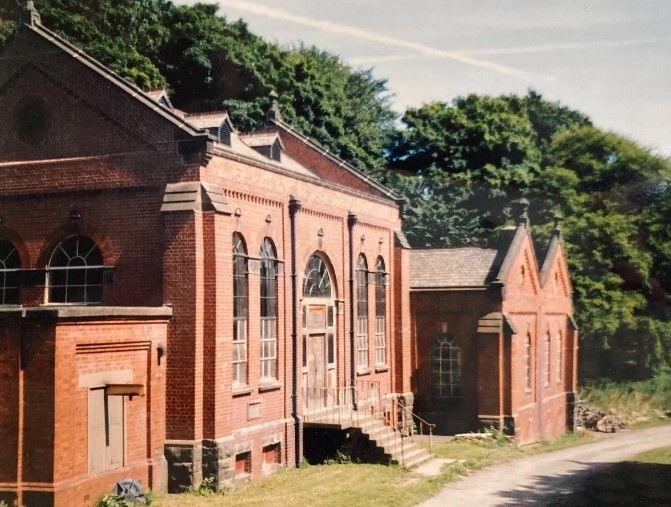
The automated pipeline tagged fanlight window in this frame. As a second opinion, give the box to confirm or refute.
[232,233,249,385]
[260,238,278,380]
[0,239,20,305]
[48,235,104,304]
[431,334,460,398]
[302,254,331,298]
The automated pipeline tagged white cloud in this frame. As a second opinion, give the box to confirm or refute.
[348,36,671,65]
[210,0,548,82]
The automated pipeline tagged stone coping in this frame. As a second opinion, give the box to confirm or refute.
[0,305,173,320]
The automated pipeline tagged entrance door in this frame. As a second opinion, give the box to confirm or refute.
[306,333,326,407]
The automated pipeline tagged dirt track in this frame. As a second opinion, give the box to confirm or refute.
[421,425,671,506]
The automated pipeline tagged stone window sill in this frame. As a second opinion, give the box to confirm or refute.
[374,365,389,373]
[356,367,371,376]
[232,384,252,397]
[259,380,282,392]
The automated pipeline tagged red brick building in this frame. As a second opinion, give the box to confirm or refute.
[410,204,578,444]
[0,8,577,506]
[0,10,416,506]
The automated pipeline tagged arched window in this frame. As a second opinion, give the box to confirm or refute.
[302,254,331,298]
[524,333,532,393]
[0,239,20,305]
[232,233,248,385]
[260,238,278,380]
[431,334,460,398]
[356,254,368,369]
[48,235,104,304]
[556,331,563,383]
[374,257,387,366]
[544,331,551,387]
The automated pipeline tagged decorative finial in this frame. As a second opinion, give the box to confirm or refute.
[266,90,282,122]
[551,210,563,237]
[24,1,41,26]
[512,198,530,228]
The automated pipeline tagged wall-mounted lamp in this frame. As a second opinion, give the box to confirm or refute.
[157,344,166,365]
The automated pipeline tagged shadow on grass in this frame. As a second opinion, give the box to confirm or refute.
[493,461,671,506]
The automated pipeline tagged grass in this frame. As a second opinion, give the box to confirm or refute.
[633,445,671,465]
[154,432,594,507]
[580,371,671,427]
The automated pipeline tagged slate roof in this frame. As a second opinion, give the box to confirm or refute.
[184,111,232,130]
[410,247,504,289]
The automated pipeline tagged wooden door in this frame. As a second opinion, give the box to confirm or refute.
[306,333,326,406]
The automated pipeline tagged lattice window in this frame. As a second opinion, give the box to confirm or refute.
[374,257,386,366]
[260,237,278,380]
[431,334,460,398]
[48,235,104,304]
[356,254,368,369]
[233,233,248,385]
[0,240,20,305]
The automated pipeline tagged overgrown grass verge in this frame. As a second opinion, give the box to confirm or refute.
[580,371,671,426]
[154,432,594,507]
[633,445,671,465]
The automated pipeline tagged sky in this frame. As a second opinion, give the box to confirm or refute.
[175,0,671,155]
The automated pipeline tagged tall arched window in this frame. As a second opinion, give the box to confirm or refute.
[374,257,387,366]
[259,238,278,381]
[556,331,563,383]
[431,334,460,398]
[48,235,104,304]
[356,254,368,369]
[544,331,551,387]
[524,334,532,393]
[0,239,20,305]
[232,233,248,386]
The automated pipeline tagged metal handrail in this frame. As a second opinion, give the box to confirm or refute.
[395,398,436,452]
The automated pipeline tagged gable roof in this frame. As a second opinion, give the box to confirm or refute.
[239,131,284,149]
[410,247,504,289]
[184,111,234,131]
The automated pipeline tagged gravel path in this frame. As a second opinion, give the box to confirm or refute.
[421,425,671,506]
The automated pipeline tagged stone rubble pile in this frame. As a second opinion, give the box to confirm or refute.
[574,399,627,433]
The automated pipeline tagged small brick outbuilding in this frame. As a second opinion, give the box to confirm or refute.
[410,205,578,444]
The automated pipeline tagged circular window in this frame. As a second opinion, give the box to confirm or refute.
[14,96,50,144]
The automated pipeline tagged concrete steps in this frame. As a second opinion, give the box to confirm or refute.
[351,419,432,468]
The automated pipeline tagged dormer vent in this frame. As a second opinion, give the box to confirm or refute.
[218,120,232,146]
[239,132,284,163]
